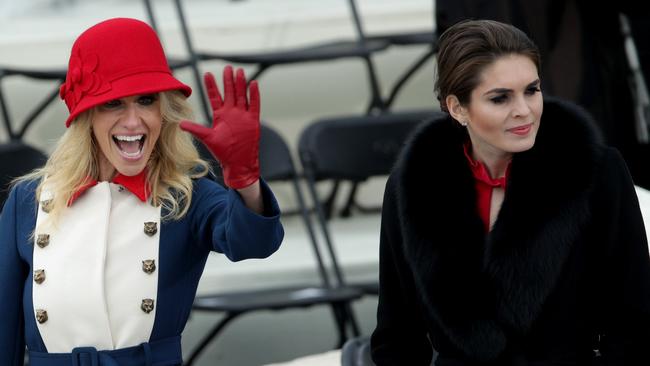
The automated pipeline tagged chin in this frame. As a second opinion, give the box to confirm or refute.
[507,137,537,153]
[113,161,148,177]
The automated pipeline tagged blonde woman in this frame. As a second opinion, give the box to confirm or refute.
[0,17,283,365]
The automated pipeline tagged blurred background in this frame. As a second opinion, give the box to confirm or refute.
[2,1,649,365]
[0,1,436,365]
[0,0,436,149]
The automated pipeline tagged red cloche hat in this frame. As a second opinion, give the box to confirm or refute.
[59,18,192,127]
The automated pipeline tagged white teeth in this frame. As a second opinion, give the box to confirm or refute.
[114,135,143,142]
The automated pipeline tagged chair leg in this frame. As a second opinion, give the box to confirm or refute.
[341,181,383,217]
[331,302,362,348]
[384,47,436,108]
[343,303,361,338]
[184,311,242,366]
[322,180,340,219]
[340,182,359,218]
[330,304,349,348]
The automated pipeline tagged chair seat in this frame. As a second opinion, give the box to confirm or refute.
[352,281,378,296]
[198,39,390,65]
[193,285,363,312]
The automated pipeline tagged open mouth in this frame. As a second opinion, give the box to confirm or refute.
[113,134,146,159]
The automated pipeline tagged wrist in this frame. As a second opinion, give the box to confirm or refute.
[222,159,260,189]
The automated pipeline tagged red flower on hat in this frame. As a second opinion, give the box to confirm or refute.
[59,50,111,110]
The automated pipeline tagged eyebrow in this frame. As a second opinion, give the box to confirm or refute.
[483,79,540,95]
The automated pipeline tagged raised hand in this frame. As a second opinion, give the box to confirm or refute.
[180,66,260,189]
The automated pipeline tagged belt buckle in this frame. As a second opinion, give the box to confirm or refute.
[71,347,99,366]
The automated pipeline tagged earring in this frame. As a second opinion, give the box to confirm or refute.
[460,121,468,127]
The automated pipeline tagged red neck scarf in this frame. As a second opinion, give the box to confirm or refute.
[68,169,150,206]
[463,142,510,232]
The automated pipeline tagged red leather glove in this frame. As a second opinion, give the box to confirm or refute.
[180,66,260,189]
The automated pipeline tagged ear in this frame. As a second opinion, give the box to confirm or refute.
[445,95,468,125]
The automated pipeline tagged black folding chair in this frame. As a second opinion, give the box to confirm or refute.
[186,124,363,366]
[0,141,47,209]
[142,0,394,122]
[298,110,442,295]
[0,68,50,209]
[347,0,437,110]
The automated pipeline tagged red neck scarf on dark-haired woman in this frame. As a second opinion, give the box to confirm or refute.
[463,142,510,233]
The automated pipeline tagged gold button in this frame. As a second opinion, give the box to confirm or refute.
[34,269,46,284]
[143,222,157,237]
[142,260,156,274]
[36,234,50,248]
[41,199,53,214]
[36,309,48,324]
[141,299,154,313]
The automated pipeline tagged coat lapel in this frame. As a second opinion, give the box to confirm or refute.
[394,97,603,360]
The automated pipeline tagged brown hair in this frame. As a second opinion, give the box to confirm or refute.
[435,19,541,112]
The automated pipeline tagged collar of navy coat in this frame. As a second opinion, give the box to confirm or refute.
[393,97,605,360]
[68,169,150,205]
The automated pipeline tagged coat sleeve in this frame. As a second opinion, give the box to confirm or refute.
[191,177,283,261]
[370,175,433,365]
[595,147,650,364]
[0,185,27,366]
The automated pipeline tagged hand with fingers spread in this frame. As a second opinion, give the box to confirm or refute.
[180,66,260,190]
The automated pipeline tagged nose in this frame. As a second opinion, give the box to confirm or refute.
[121,103,142,129]
[512,95,531,119]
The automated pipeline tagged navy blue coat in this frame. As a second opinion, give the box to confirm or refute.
[0,177,283,365]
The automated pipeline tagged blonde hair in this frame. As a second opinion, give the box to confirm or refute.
[18,90,209,223]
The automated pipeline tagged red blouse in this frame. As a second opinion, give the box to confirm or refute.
[463,143,510,232]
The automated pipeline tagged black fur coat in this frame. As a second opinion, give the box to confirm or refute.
[371,98,650,365]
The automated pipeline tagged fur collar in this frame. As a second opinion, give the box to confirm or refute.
[394,97,604,360]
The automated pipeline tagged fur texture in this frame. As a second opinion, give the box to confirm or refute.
[394,97,604,360]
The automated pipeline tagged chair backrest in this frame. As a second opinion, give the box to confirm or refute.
[298,109,441,182]
[0,141,47,208]
[297,109,443,287]
[258,123,336,288]
[259,124,296,182]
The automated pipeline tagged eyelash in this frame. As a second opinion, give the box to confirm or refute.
[103,100,121,109]
[138,95,156,105]
[490,87,541,104]
[102,95,157,109]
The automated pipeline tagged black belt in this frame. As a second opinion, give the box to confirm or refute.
[28,336,182,366]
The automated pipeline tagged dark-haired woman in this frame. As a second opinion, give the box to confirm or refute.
[371,19,650,365]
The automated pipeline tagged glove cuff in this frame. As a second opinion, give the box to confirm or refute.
[222,163,260,189]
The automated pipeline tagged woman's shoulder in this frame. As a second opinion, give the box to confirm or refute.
[192,175,225,189]
[190,176,228,201]
[400,113,462,159]
[394,112,465,177]
[1,179,39,215]
[9,179,39,200]
[540,96,604,148]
